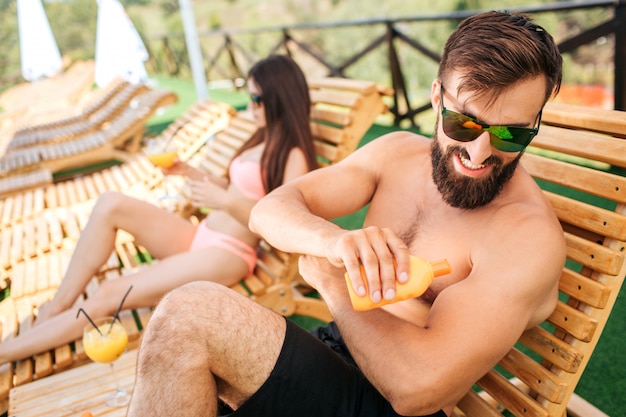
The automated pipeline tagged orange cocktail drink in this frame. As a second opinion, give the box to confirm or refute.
[147,149,178,168]
[83,318,128,363]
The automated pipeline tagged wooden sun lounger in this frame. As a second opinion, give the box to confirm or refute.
[0,230,150,408]
[0,88,178,191]
[10,77,129,137]
[0,61,96,130]
[453,102,626,417]
[0,100,238,413]
[7,77,133,149]
[0,170,53,203]
[4,97,234,250]
[0,158,154,230]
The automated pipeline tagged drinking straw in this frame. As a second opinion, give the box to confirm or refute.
[76,308,103,336]
[108,285,133,334]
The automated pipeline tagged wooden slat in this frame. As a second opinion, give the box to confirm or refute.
[558,269,610,309]
[71,176,89,203]
[314,141,340,164]
[14,298,37,385]
[498,348,568,404]
[546,301,598,342]
[10,224,24,266]
[545,191,626,241]
[311,122,346,145]
[542,101,626,139]
[8,263,25,298]
[0,229,12,269]
[21,191,33,220]
[564,232,624,276]
[477,370,549,417]
[522,153,626,204]
[0,298,18,399]
[1,197,14,227]
[310,89,361,109]
[35,253,50,293]
[311,106,352,127]
[455,389,503,417]
[308,77,377,94]
[518,327,584,374]
[212,130,249,151]
[531,125,626,168]
[22,221,36,259]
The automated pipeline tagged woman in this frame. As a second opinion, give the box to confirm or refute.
[0,55,318,365]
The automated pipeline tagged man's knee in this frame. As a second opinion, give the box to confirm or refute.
[160,281,224,310]
[147,281,225,334]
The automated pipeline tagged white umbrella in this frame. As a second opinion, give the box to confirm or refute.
[95,0,149,87]
[17,0,63,82]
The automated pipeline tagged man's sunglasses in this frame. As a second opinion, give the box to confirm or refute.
[250,94,263,107]
[440,85,541,153]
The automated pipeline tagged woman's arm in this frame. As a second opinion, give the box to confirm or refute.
[163,161,229,188]
[191,147,314,229]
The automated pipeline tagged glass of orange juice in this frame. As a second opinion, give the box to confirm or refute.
[83,316,130,407]
[146,138,179,201]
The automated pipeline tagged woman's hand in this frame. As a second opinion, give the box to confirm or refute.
[162,161,210,182]
[187,177,231,210]
[161,159,188,176]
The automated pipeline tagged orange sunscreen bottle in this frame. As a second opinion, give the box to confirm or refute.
[344,256,452,311]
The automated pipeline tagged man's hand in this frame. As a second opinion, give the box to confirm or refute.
[324,226,411,304]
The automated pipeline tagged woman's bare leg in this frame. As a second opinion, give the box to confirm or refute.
[0,248,249,365]
[35,191,196,323]
[128,282,286,417]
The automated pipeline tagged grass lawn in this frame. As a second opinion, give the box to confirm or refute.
[148,75,625,417]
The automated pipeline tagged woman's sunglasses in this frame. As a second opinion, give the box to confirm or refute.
[250,94,263,107]
[440,85,541,153]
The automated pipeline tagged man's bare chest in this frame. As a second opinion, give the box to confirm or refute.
[366,189,477,297]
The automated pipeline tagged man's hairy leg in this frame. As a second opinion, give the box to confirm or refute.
[127,281,286,416]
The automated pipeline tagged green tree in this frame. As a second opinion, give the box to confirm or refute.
[0,1,20,90]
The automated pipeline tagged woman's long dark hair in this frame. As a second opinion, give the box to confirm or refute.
[233,54,317,193]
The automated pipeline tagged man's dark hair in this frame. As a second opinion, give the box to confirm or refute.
[438,11,562,104]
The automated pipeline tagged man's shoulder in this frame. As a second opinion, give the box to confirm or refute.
[359,131,431,155]
[485,176,565,251]
[377,130,431,144]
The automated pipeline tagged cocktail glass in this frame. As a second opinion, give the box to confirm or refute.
[82,316,130,407]
[146,138,179,201]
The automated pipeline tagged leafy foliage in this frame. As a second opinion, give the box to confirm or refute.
[0,0,616,96]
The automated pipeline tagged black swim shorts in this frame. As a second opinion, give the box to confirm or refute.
[224,318,446,417]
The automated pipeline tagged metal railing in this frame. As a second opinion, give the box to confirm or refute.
[145,0,626,127]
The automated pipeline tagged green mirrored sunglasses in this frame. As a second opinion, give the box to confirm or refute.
[440,85,541,152]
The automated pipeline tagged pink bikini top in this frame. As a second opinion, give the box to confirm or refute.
[229,156,266,200]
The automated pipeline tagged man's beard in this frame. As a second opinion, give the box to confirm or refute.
[430,133,522,209]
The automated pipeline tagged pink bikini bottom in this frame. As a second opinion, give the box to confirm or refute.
[189,220,257,276]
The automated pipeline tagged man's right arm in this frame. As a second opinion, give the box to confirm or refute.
[249,157,375,259]
[250,133,415,301]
